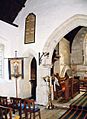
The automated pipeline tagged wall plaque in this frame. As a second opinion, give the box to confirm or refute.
[24,13,36,44]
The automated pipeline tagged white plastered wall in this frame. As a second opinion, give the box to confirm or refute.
[0,20,19,97]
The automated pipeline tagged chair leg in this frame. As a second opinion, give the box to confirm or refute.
[38,111,41,119]
[19,110,22,119]
[30,113,32,119]
[33,113,35,119]
[5,110,7,119]
[25,112,28,119]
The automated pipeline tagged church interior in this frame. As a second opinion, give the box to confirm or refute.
[0,0,87,119]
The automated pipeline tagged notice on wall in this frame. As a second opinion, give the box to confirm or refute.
[24,13,36,44]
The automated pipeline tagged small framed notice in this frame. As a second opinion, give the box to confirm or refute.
[24,13,36,44]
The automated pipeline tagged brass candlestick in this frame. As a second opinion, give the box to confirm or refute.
[43,76,54,109]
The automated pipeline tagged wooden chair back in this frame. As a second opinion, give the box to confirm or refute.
[10,97,22,109]
[0,96,8,106]
[24,99,35,111]
[24,99,41,119]
[0,105,12,119]
[10,97,23,119]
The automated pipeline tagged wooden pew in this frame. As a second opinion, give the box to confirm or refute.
[60,78,72,101]
[58,77,80,101]
[80,77,87,91]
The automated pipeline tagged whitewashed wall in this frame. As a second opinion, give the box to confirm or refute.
[0,21,31,98]
[0,20,18,97]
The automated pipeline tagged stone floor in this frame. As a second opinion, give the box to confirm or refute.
[40,106,66,119]
[39,91,84,119]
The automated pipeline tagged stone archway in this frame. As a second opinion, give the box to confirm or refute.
[30,57,37,100]
[39,14,87,105]
[19,48,37,98]
[42,14,87,66]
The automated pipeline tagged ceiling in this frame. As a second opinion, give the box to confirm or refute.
[0,0,27,26]
[64,26,83,52]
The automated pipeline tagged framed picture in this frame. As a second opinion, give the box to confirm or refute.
[24,13,36,44]
[8,58,24,79]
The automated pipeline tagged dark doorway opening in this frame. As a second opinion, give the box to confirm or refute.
[30,57,37,100]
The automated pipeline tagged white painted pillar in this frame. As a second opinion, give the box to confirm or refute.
[36,65,51,105]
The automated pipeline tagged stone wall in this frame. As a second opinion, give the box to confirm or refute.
[71,27,87,78]
[59,38,70,76]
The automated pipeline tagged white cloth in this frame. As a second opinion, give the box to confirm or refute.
[54,77,59,91]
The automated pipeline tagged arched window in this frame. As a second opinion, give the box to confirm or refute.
[0,44,4,79]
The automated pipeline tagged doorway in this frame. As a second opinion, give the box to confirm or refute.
[30,57,37,100]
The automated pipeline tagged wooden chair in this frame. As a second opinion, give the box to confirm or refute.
[24,99,41,119]
[0,96,8,106]
[10,97,24,119]
[0,105,12,119]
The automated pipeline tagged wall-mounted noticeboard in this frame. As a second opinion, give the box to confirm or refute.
[24,13,36,44]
